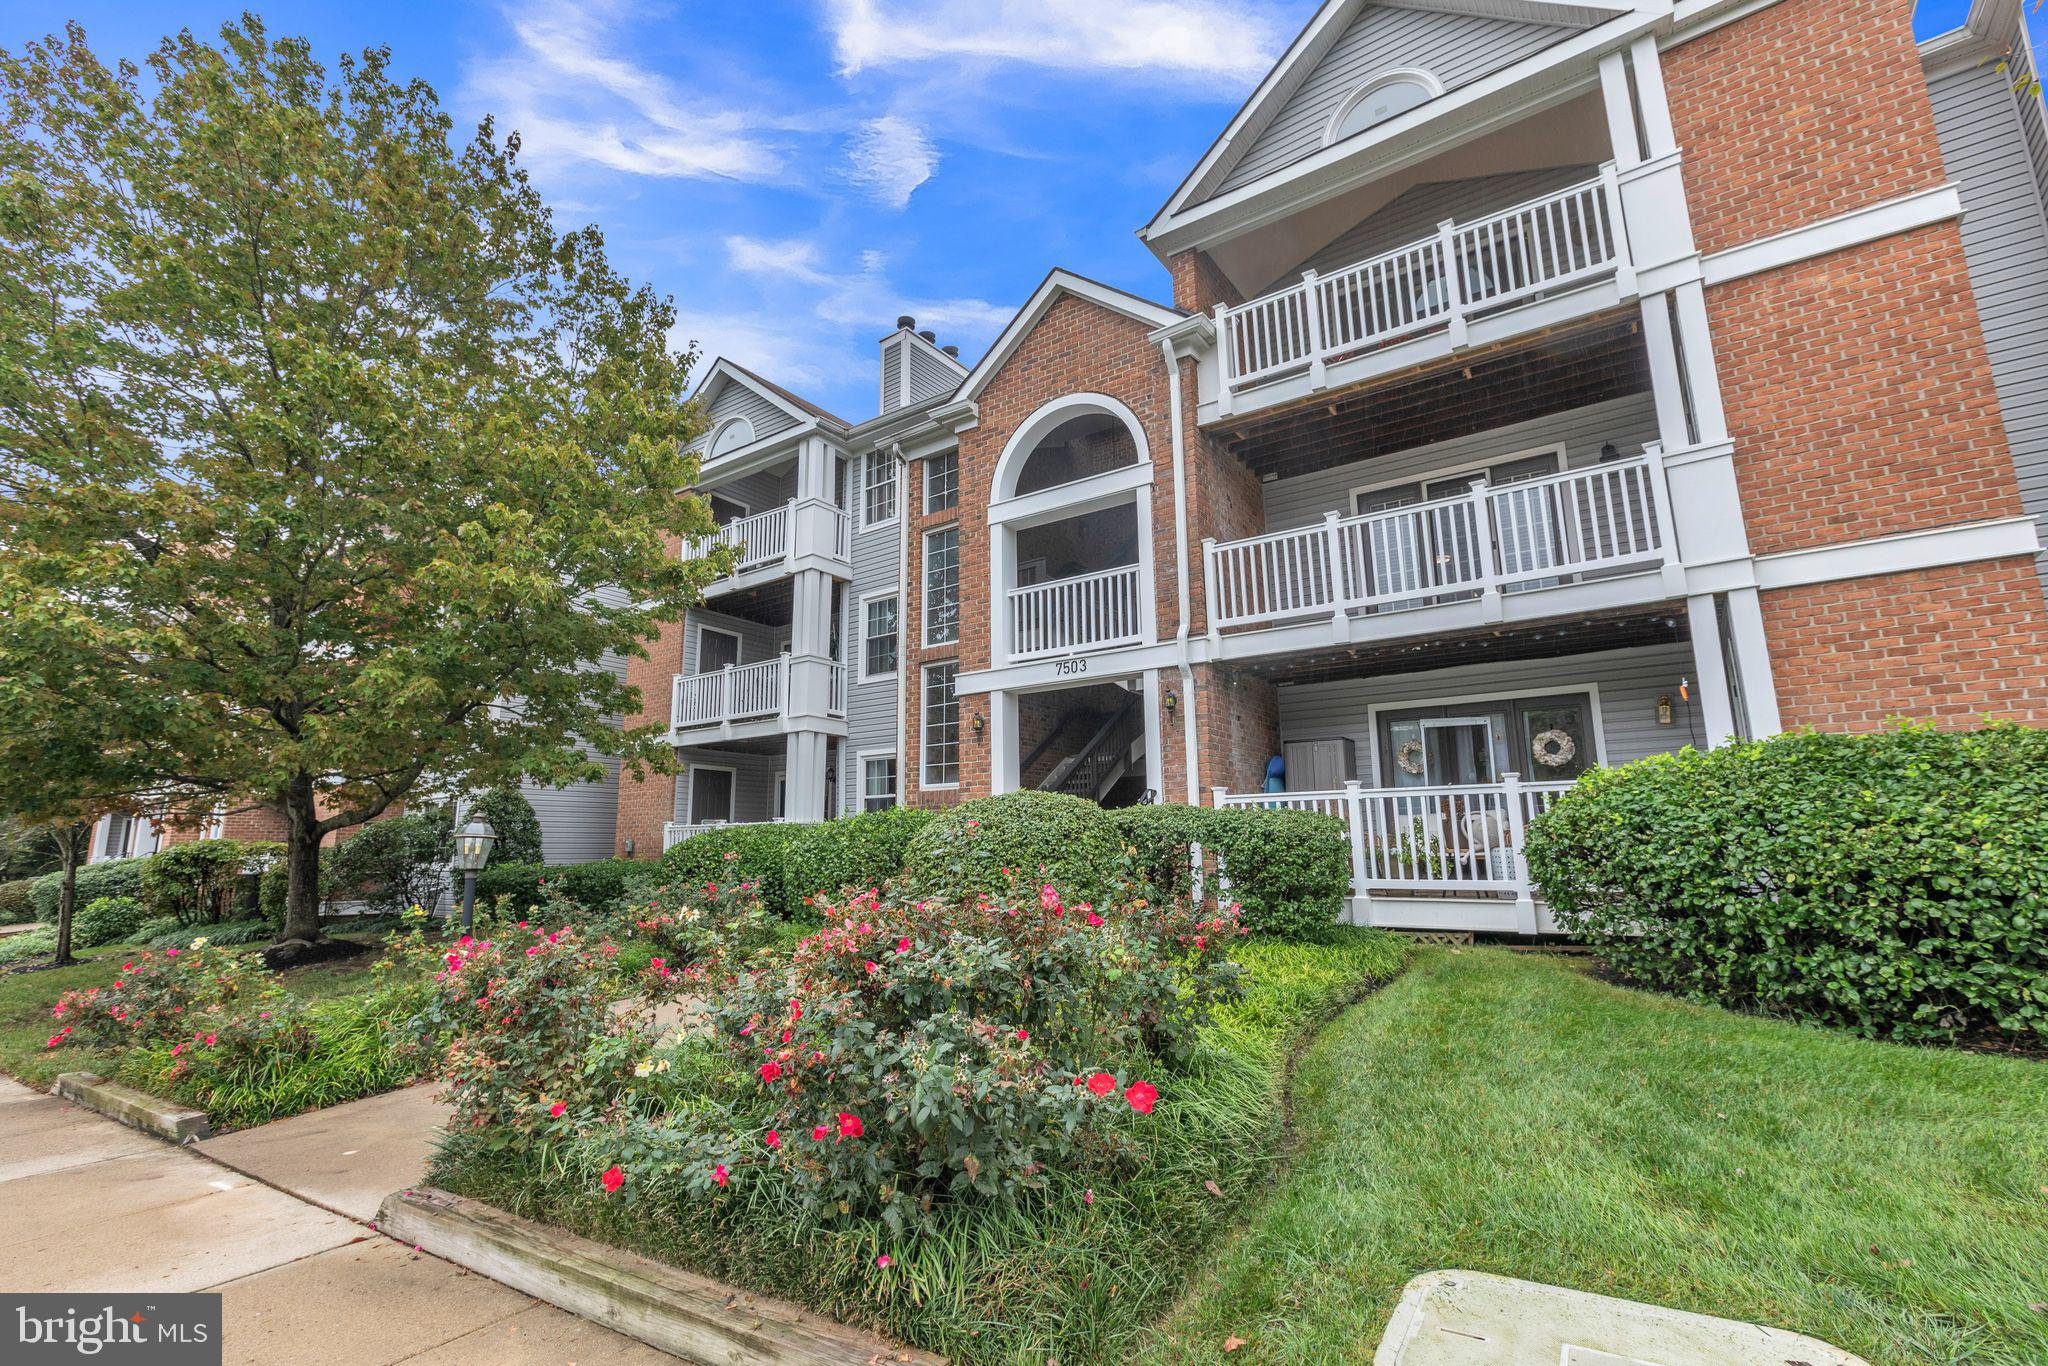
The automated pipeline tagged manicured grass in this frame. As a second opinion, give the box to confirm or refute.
[433,929,1411,1365]
[1144,948,2048,1366]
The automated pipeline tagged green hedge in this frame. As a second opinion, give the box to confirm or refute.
[474,858,650,918]
[73,895,149,948]
[781,808,938,913]
[1525,723,2048,1044]
[31,856,151,922]
[905,791,1125,906]
[662,824,809,916]
[0,877,36,924]
[1112,805,1349,939]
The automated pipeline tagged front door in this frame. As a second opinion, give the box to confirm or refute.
[696,626,740,674]
[1420,718,1497,785]
[689,767,735,825]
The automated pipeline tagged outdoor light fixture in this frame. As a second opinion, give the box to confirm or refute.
[1657,694,1674,726]
[452,817,497,933]
[972,711,986,738]
[1163,689,1178,715]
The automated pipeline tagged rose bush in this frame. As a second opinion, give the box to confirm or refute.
[49,940,269,1048]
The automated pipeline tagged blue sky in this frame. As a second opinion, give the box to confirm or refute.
[6,1,1986,421]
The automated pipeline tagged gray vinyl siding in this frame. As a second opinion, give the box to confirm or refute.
[906,346,960,406]
[523,762,620,865]
[1216,6,1577,196]
[674,747,784,824]
[1929,53,2048,596]
[1281,165,1596,294]
[1258,392,1660,533]
[700,381,798,450]
[840,456,912,813]
[705,464,795,517]
[681,606,786,674]
[1274,641,1699,784]
[880,339,905,414]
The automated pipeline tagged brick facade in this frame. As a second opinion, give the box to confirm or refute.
[1167,249,1243,315]
[1761,558,2048,729]
[615,569,687,858]
[1662,0,1949,256]
[1706,225,2025,556]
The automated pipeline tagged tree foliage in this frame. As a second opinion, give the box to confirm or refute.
[0,16,719,942]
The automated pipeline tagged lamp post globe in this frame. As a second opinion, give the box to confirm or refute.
[453,818,497,933]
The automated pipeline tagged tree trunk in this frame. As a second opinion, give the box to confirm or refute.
[50,822,89,968]
[280,773,326,944]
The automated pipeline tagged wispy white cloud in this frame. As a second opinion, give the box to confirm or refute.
[466,0,786,182]
[823,0,1285,84]
[846,115,939,209]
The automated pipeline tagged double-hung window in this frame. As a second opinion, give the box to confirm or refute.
[860,592,899,681]
[921,664,959,787]
[861,753,898,812]
[924,450,958,514]
[923,526,959,646]
[861,452,897,529]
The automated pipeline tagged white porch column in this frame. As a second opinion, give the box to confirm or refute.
[988,687,1020,795]
[783,730,830,823]
[1598,51,1642,169]
[1722,587,1784,739]
[1684,594,1740,747]
[1140,670,1164,801]
[1628,36,1679,160]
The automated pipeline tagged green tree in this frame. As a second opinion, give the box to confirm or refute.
[0,17,720,946]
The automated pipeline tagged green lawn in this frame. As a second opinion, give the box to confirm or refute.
[1144,948,2048,1366]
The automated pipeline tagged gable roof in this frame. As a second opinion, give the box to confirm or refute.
[1142,0,1638,250]
[952,270,1185,405]
[691,357,849,433]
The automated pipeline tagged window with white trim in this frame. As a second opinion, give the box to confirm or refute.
[709,417,756,458]
[1327,70,1442,145]
[923,526,959,645]
[860,592,899,681]
[861,753,898,812]
[924,450,958,514]
[922,664,959,787]
[861,452,897,529]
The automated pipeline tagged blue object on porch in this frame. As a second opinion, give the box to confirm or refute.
[1263,755,1286,794]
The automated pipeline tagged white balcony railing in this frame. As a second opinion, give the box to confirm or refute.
[1216,775,1575,900]
[672,657,786,729]
[1204,454,1675,633]
[1217,170,1630,396]
[663,819,784,851]
[690,498,852,579]
[1008,563,1144,660]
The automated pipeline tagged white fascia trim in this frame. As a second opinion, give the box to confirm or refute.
[1700,184,1963,287]
[691,359,831,432]
[1752,516,2042,592]
[1144,7,1664,256]
[696,421,826,486]
[1919,0,2021,72]
[954,272,1182,405]
[1150,312,1217,359]
[987,462,1154,529]
[1664,0,1784,47]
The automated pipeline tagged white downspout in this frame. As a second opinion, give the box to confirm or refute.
[1158,338,1201,805]
[890,443,911,805]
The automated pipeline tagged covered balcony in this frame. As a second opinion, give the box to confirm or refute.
[690,456,851,595]
[669,655,848,736]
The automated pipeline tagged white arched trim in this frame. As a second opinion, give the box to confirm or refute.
[708,416,757,458]
[990,392,1151,505]
[1323,68,1444,147]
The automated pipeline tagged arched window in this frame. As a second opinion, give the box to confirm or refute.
[992,394,1149,503]
[708,417,756,458]
[1326,69,1443,145]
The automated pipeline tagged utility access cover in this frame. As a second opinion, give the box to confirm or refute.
[1373,1271,1869,1366]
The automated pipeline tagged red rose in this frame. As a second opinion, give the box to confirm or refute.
[764,1130,781,1149]
[600,1165,625,1193]
[1125,1080,1158,1114]
[759,1061,783,1084]
[837,1112,864,1139]
[1086,1072,1116,1096]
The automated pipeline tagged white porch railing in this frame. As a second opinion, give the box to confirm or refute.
[672,657,787,729]
[1204,454,1675,632]
[690,498,852,577]
[1216,775,1575,924]
[1217,169,1631,396]
[662,819,785,851]
[1009,563,1144,659]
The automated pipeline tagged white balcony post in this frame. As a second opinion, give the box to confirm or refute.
[1213,302,1236,416]
[1323,510,1347,634]
[1342,780,1370,912]
[1644,441,1689,594]
[1201,537,1221,643]
[1501,770,1538,935]
[1470,478,1504,622]
[1601,161,1637,297]
[1210,785,1227,808]
[1438,219,1468,350]
[1301,269,1327,391]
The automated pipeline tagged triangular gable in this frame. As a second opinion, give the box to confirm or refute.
[953,270,1184,405]
[690,358,849,458]
[1149,0,1627,234]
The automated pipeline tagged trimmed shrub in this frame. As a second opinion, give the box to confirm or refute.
[472,858,648,918]
[1205,808,1350,940]
[141,840,280,924]
[1526,723,2048,1044]
[781,807,938,911]
[1111,805,1219,903]
[327,810,453,915]
[662,824,808,917]
[0,877,37,923]
[73,895,149,948]
[471,788,544,866]
[474,860,546,915]
[31,856,150,922]
[904,791,1124,905]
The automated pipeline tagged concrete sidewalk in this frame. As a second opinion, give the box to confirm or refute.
[0,1077,673,1363]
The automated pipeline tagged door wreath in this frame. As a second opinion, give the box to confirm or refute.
[1531,729,1577,768]
[1395,738,1426,776]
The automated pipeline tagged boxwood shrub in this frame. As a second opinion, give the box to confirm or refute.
[0,877,37,924]
[1110,804,1350,939]
[73,895,149,948]
[781,807,938,911]
[32,856,152,922]
[662,824,808,917]
[905,791,1124,906]
[1525,722,2048,1044]
[475,858,653,918]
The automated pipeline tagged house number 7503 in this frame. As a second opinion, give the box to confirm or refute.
[1054,658,1088,676]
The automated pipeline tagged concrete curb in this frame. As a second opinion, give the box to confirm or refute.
[378,1186,945,1365]
[54,1072,212,1143]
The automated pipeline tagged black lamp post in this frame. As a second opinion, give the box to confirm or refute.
[452,818,497,933]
